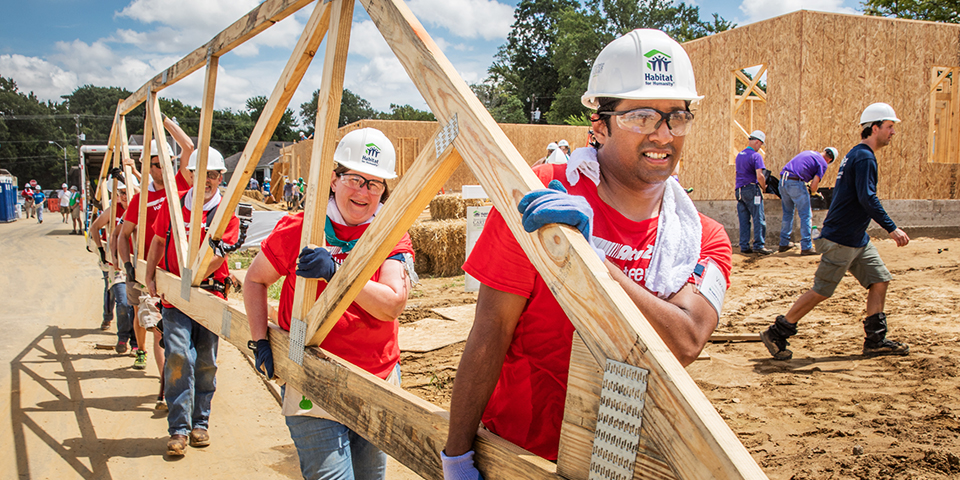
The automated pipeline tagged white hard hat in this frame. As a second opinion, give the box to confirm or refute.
[34,185,41,190]
[824,147,838,162]
[62,183,67,188]
[860,102,900,125]
[749,130,766,143]
[108,176,126,191]
[547,142,559,151]
[582,29,702,109]
[333,128,397,179]
[149,139,161,157]
[558,139,569,147]
[188,147,226,172]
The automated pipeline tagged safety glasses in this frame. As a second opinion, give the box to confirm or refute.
[600,108,695,137]
[337,173,386,195]
[205,171,221,181]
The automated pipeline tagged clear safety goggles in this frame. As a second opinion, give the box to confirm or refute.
[337,173,386,196]
[600,107,695,137]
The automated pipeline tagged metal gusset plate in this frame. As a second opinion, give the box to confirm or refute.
[288,317,307,365]
[435,114,459,157]
[588,359,649,480]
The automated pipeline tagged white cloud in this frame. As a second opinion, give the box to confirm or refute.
[407,0,514,40]
[0,54,78,101]
[738,0,857,23]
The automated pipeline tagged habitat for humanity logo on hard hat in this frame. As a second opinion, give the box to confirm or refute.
[644,49,674,87]
[362,142,381,167]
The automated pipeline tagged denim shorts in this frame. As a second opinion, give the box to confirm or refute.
[812,237,892,297]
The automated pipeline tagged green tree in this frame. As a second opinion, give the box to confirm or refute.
[862,0,959,22]
[490,0,580,124]
[62,84,145,144]
[0,77,73,188]
[471,77,528,123]
[378,104,436,121]
[300,88,377,131]
[245,95,298,142]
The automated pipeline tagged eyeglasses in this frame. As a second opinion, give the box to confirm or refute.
[205,171,221,180]
[150,162,161,169]
[337,173,386,195]
[599,108,695,137]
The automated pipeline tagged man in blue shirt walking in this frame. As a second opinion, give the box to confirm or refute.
[760,103,911,361]
[735,130,772,254]
[778,147,837,255]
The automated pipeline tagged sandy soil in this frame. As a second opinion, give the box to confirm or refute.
[400,236,960,479]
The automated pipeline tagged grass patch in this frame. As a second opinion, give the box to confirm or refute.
[230,248,259,270]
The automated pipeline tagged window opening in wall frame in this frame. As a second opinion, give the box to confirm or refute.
[929,67,959,164]
[730,64,768,164]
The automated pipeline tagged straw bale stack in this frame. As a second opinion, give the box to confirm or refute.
[408,218,466,277]
[244,189,264,201]
[429,194,482,220]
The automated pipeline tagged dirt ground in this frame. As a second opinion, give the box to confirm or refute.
[400,236,960,479]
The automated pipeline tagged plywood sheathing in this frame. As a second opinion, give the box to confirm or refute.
[683,10,960,200]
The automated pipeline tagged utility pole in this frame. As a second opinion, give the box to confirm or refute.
[49,141,67,185]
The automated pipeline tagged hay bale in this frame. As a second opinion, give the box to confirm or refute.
[429,194,482,220]
[244,189,264,201]
[408,219,466,277]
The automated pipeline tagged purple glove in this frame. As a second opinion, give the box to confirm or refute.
[441,450,483,480]
[517,180,604,260]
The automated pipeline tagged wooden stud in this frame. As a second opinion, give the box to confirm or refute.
[304,126,464,346]
[190,0,332,285]
[137,101,156,262]
[147,94,189,270]
[290,0,354,339]
[733,65,767,113]
[95,104,122,202]
[187,54,220,271]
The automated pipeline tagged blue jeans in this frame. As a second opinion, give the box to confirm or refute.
[102,271,114,322]
[163,306,219,436]
[779,178,813,251]
[735,183,766,250]
[110,281,135,346]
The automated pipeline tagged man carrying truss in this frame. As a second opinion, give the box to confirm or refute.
[442,29,732,477]
[118,119,193,376]
[144,147,240,456]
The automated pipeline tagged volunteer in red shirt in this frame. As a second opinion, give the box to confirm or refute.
[118,131,193,379]
[243,128,413,480]
[88,179,136,349]
[442,29,733,477]
[144,146,239,457]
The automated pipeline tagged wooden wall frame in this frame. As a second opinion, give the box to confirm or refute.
[929,67,959,165]
[729,65,767,165]
[94,0,768,478]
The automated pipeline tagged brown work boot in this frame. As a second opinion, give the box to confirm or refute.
[166,434,187,456]
[778,242,796,252]
[189,427,210,447]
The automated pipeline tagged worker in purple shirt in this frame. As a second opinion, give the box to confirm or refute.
[778,147,837,255]
[734,130,771,255]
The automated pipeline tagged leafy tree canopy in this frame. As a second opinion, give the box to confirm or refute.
[862,0,960,23]
[378,104,436,121]
[299,88,378,131]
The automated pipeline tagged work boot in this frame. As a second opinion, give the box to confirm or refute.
[189,428,210,447]
[760,315,797,360]
[863,313,910,356]
[167,435,187,456]
[778,243,796,252]
[800,249,818,256]
[115,341,128,354]
[100,319,112,331]
[754,247,774,255]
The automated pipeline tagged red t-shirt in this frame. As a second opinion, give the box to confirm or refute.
[152,190,239,306]
[462,164,732,460]
[260,212,415,380]
[100,203,127,243]
[123,170,190,259]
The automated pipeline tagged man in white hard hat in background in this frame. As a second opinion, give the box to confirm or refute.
[442,29,732,477]
[760,102,910,361]
[557,139,571,155]
[145,147,240,456]
[59,183,71,223]
[778,147,838,255]
[735,130,772,255]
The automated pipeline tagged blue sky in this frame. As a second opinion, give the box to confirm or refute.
[1,0,864,125]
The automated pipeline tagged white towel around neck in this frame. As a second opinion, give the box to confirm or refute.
[565,147,701,297]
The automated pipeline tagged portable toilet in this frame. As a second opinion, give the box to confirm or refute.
[0,176,16,222]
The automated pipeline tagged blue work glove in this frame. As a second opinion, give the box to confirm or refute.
[517,180,604,260]
[98,246,107,264]
[252,339,274,378]
[296,246,338,281]
[441,450,484,480]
